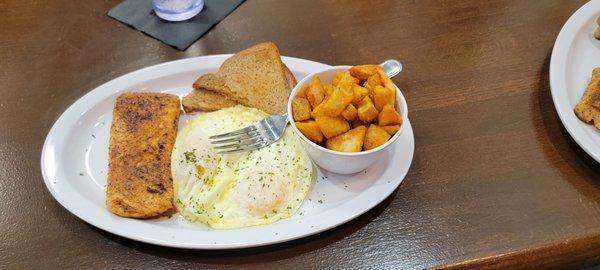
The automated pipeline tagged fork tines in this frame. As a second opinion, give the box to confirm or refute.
[209,125,266,154]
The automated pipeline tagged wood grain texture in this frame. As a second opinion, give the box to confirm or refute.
[1,0,599,269]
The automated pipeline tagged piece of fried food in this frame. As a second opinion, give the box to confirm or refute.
[349,64,380,81]
[373,85,395,111]
[296,85,309,99]
[292,97,311,121]
[351,84,369,105]
[381,125,400,135]
[377,68,396,92]
[107,92,180,218]
[324,84,335,96]
[339,72,360,86]
[378,104,402,126]
[357,96,379,123]
[575,67,600,129]
[312,86,353,117]
[364,73,382,92]
[326,126,367,152]
[307,76,325,108]
[332,71,345,86]
[315,116,350,138]
[364,124,391,150]
[341,104,358,121]
[296,120,324,143]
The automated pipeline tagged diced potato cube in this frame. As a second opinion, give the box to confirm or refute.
[326,126,367,152]
[381,125,400,135]
[364,124,391,150]
[377,104,402,126]
[373,85,395,111]
[295,120,323,143]
[339,71,360,85]
[332,71,345,86]
[306,76,325,108]
[357,96,379,123]
[351,84,369,105]
[377,68,396,91]
[363,74,382,91]
[315,116,350,138]
[341,104,358,121]
[349,65,379,81]
[312,86,353,117]
[352,118,368,128]
[292,98,311,121]
[324,84,334,96]
[296,85,309,99]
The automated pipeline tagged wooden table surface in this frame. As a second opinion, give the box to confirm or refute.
[2,0,599,269]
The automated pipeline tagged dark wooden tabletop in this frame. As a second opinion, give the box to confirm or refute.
[2,0,599,269]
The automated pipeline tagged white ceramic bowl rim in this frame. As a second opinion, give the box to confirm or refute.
[287,65,409,157]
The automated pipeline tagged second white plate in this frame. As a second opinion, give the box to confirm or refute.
[40,55,415,249]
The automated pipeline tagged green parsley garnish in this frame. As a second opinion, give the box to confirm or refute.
[184,150,197,163]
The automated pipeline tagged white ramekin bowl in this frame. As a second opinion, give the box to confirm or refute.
[287,65,409,174]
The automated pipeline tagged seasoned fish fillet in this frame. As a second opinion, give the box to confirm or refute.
[106,92,180,218]
[575,67,600,130]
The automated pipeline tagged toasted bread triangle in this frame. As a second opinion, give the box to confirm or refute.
[182,88,238,112]
[191,42,296,114]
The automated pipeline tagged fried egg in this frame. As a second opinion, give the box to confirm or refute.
[171,105,313,229]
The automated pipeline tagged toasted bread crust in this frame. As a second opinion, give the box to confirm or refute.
[106,92,180,218]
[575,67,600,130]
[182,88,238,113]
[282,62,297,90]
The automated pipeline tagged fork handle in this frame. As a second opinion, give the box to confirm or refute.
[282,112,290,123]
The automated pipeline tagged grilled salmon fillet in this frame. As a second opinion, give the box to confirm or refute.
[106,92,180,218]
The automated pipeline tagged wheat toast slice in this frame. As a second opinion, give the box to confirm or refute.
[182,88,238,112]
[192,42,294,114]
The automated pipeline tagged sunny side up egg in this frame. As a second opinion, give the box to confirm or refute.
[171,105,314,229]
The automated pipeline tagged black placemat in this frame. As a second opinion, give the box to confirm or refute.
[108,0,244,50]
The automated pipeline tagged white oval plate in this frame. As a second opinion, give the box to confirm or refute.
[41,55,415,249]
[550,0,600,163]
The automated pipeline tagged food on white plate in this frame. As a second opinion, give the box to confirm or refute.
[293,64,402,152]
[295,120,323,143]
[326,125,367,152]
[171,105,313,229]
[357,96,379,123]
[378,104,403,126]
[106,92,180,218]
[291,97,311,121]
[364,124,391,151]
[181,89,238,112]
[315,116,350,139]
[381,125,400,136]
[595,16,600,40]
[182,42,297,114]
[574,67,600,129]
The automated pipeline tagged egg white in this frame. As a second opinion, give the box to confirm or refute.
[171,105,313,229]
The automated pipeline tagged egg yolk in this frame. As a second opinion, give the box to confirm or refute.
[234,170,287,217]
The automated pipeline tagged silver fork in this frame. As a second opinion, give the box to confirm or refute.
[209,59,403,154]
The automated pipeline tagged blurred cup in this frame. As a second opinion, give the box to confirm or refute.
[152,0,204,22]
